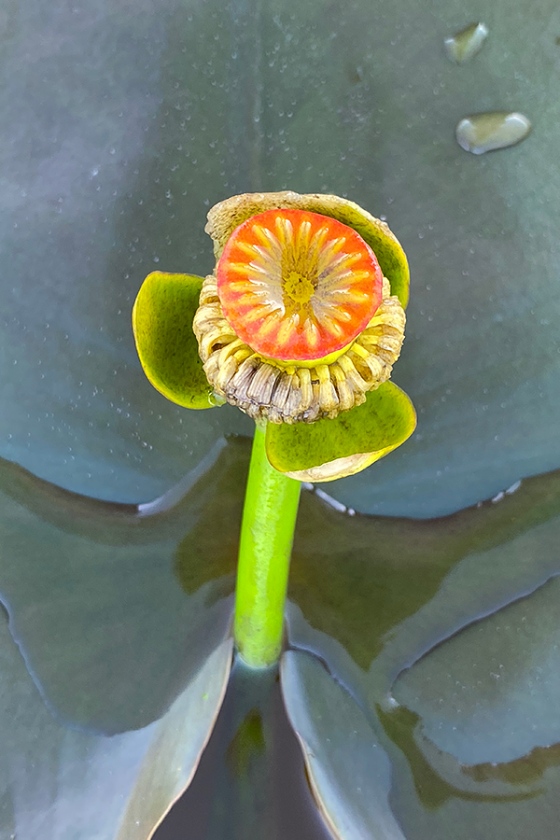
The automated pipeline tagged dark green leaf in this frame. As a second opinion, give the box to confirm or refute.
[0,442,242,734]
[286,467,560,839]
[281,651,406,840]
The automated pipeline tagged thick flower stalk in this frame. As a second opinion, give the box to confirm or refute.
[132,191,416,667]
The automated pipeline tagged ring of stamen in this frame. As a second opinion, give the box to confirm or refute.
[193,274,405,424]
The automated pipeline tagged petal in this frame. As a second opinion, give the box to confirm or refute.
[265,382,416,481]
[132,272,219,410]
[206,192,410,308]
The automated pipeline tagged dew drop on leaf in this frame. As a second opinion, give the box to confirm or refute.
[456,111,532,154]
[444,22,489,64]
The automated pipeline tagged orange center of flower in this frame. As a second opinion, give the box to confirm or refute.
[216,209,383,362]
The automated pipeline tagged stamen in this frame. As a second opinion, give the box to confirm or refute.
[253,224,283,256]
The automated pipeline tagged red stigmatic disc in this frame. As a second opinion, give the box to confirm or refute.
[216,208,384,363]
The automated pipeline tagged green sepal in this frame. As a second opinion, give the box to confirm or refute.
[132,272,219,410]
[265,382,416,482]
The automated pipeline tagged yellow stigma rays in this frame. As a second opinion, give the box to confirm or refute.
[216,209,384,363]
[227,219,362,325]
[234,219,339,314]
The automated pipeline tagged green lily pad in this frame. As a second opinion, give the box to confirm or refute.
[285,466,560,839]
[0,605,231,840]
[0,441,240,734]
[281,650,406,840]
[3,0,560,517]
[288,467,560,673]
[133,272,217,410]
[265,382,416,481]
[393,576,560,766]
[117,640,232,840]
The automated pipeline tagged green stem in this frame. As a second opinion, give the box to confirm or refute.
[234,422,301,669]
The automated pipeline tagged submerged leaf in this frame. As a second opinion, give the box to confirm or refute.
[265,382,416,481]
[0,607,231,840]
[393,577,560,766]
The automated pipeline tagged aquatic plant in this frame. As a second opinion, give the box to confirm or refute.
[133,191,416,667]
[2,2,559,838]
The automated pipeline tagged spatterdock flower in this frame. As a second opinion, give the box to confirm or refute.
[133,192,416,481]
[194,197,405,425]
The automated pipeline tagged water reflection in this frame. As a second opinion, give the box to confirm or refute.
[0,440,239,733]
[287,463,560,835]
[155,659,331,840]
[2,438,560,836]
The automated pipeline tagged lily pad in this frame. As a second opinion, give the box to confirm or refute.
[0,441,242,733]
[286,466,560,839]
[393,576,560,766]
[117,640,232,840]
[265,382,416,482]
[133,272,217,410]
[0,0,252,505]
[281,650,406,840]
[0,608,231,840]
[3,0,559,518]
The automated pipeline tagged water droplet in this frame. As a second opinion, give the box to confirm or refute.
[444,22,489,64]
[456,111,531,155]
